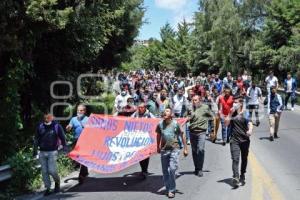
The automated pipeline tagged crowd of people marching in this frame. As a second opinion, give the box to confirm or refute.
[34,69,298,198]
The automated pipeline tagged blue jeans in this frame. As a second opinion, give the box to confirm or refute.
[161,149,180,193]
[190,133,206,171]
[221,118,231,142]
[185,123,190,142]
[207,120,213,135]
[39,151,60,189]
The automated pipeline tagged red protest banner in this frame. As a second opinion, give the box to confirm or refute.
[69,114,187,174]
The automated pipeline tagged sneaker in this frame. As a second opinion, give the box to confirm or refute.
[222,141,226,146]
[78,175,85,184]
[291,107,295,111]
[274,133,279,139]
[197,170,203,177]
[44,189,51,196]
[140,172,148,180]
[168,192,175,198]
[187,140,190,145]
[240,174,245,185]
[232,177,239,188]
[194,170,203,177]
[54,182,60,193]
[270,136,274,141]
[256,121,260,127]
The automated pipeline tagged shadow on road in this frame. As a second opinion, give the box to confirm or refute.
[217,178,239,190]
[259,137,272,140]
[44,171,189,199]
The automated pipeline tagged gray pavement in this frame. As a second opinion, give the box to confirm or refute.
[28,106,300,200]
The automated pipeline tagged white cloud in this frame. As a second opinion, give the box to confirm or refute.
[154,0,188,11]
[173,10,194,27]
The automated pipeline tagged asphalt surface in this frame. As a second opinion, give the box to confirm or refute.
[40,107,300,200]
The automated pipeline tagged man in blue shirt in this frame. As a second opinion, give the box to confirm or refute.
[66,104,89,184]
[284,72,297,111]
[266,86,283,141]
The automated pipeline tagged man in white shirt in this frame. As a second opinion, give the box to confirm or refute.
[246,84,263,126]
[113,90,131,114]
[171,88,187,118]
[265,71,278,95]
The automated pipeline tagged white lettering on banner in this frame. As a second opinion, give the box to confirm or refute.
[107,130,154,165]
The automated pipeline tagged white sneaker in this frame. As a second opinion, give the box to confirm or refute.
[291,107,295,111]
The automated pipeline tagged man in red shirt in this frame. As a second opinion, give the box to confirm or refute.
[218,87,234,145]
[193,80,205,98]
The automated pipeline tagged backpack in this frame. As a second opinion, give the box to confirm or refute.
[39,122,62,147]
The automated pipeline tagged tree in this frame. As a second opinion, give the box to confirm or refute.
[0,0,144,163]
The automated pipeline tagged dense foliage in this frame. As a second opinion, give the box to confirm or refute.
[0,0,144,163]
[125,0,300,80]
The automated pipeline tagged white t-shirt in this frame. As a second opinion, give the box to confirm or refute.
[286,79,293,92]
[265,76,278,89]
[247,87,262,105]
[114,94,130,111]
[172,95,186,114]
[242,75,248,81]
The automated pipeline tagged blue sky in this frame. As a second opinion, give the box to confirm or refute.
[138,0,199,40]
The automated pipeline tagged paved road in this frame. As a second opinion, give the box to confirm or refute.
[43,107,300,200]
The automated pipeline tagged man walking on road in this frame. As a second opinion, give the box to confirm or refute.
[188,95,213,177]
[265,71,278,95]
[284,72,297,111]
[219,88,234,145]
[227,96,253,187]
[131,102,155,179]
[156,108,188,198]
[66,104,89,184]
[266,86,283,141]
[34,112,67,196]
[246,83,263,126]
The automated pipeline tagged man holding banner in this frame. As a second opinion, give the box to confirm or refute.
[156,107,188,198]
[66,104,89,184]
[131,102,155,179]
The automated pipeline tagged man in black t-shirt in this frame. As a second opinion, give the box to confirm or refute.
[227,95,253,187]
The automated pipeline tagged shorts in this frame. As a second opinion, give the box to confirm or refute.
[247,105,259,110]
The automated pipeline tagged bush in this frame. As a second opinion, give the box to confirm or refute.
[5,148,75,198]
[7,149,41,195]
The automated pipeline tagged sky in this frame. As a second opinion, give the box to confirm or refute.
[138,0,199,40]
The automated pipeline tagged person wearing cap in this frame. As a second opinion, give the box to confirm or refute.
[131,102,155,179]
[226,95,253,187]
[265,86,283,141]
